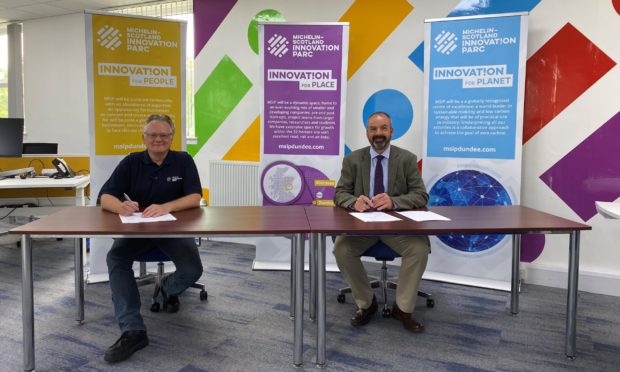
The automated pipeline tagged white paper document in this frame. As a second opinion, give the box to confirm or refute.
[396,211,451,222]
[119,213,177,224]
[350,212,402,222]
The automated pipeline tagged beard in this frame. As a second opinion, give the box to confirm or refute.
[370,135,389,151]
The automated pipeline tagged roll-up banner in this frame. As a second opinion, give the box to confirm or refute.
[85,11,186,282]
[255,22,349,270]
[422,13,528,290]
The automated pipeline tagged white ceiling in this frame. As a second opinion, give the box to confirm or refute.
[0,0,157,24]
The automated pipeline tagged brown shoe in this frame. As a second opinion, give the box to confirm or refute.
[350,295,378,326]
[392,302,424,333]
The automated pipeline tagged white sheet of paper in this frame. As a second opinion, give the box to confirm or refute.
[396,210,451,221]
[119,213,177,224]
[350,212,402,222]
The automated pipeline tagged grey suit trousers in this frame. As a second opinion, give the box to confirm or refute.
[333,235,429,314]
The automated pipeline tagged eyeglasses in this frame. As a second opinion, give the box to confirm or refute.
[144,132,173,140]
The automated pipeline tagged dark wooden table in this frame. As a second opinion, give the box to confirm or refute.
[10,205,592,370]
[10,206,310,371]
[304,205,591,366]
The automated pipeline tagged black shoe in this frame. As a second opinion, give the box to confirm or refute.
[392,302,425,333]
[350,295,378,326]
[161,285,180,313]
[104,330,148,363]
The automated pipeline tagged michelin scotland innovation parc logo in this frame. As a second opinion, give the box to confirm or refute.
[434,30,458,55]
[97,25,122,50]
[267,33,289,57]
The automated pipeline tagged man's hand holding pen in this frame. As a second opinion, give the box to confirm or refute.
[371,193,393,211]
[353,193,393,212]
[119,193,139,216]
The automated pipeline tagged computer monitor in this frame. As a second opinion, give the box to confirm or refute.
[0,118,24,158]
[22,142,58,155]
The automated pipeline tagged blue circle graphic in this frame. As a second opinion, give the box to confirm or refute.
[362,89,413,140]
[429,170,512,253]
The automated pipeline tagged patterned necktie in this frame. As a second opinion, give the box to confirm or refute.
[374,155,385,196]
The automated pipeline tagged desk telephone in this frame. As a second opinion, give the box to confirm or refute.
[51,158,75,178]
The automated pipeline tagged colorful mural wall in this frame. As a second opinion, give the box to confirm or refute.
[191,0,620,295]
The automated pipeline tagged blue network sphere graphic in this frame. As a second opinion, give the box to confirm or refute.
[429,170,512,253]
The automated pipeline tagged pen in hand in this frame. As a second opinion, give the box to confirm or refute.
[122,193,139,214]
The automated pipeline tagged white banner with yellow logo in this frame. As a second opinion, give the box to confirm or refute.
[85,11,186,282]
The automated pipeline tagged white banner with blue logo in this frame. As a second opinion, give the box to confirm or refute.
[422,13,528,290]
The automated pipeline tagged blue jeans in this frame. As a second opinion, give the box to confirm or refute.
[106,238,203,332]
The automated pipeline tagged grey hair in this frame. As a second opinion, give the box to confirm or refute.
[144,114,175,135]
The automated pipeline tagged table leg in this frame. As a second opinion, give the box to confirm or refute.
[293,233,304,367]
[75,186,86,206]
[510,234,521,315]
[309,233,317,321]
[290,237,295,320]
[566,230,580,358]
[21,234,35,371]
[316,233,326,368]
[74,238,84,323]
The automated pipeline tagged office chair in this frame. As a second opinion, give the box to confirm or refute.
[337,241,434,317]
[135,245,208,312]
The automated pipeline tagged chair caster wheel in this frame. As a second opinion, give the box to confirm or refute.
[382,308,392,318]
[150,302,161,312]
[337,294,345,303]
[200,290,208,301]
[427,298,435,308]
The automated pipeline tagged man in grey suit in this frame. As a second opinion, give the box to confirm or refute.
[333,111,429,332]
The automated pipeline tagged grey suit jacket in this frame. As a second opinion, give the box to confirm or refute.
[334,145,429,210]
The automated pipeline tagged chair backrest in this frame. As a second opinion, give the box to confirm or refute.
[362,241,400,262]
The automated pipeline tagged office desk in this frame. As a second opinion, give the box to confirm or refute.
[0,175,90,206]
[595,201,620,219]
[10,205,310,371]
[304,205,591,366]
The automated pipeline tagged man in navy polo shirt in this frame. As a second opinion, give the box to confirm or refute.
[100,114,203,363]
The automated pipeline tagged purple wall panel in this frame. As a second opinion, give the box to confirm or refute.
[194,0,237,57]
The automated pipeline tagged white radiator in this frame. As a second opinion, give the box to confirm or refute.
[208,160,261,206]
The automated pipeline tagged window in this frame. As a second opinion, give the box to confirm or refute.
[0,28,8,118]
[109,0,195,139]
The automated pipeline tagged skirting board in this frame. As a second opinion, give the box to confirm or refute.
[86,258,620,297]
[422,271,511,292]
[523,263,620,297]
[211,237,341,272]
[388,263,620,297]
[88,237,620,297]
[87,263,174,284]
[87,272,109,284]
[252,260,339,272]
[90,261,341,281]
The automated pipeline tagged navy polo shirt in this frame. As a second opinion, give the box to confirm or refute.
[101,150,202,207]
